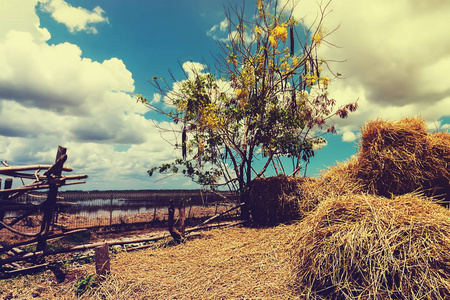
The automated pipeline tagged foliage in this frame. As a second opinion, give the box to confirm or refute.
[138,0,357,211]
[75,273,97,296]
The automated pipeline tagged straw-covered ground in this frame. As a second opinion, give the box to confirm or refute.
[1,225,304,299]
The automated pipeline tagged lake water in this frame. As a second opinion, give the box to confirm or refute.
[61,198,169,219]
[4,190,235,219]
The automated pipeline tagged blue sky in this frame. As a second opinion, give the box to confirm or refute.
[0,0,449,190]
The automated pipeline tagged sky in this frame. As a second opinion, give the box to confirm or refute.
[0,0,449,191]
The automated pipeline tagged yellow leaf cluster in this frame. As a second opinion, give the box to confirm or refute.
[312,26,326,45]
[227,53,238,67]
[302,73,319,87]
[268,35,277,48]
[321,76,329,88]
[280,61,291,74]
[199,103,222,130]
[257,0,265,19]
[312,32,322,45]
[241,65,256,87]
[255,53,265,70]
[236,88,249,100]
[268,24,287,48]
[272,25,287,43]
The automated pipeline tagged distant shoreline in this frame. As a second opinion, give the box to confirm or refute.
[17,189,238,203]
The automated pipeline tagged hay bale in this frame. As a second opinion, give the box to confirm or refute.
[357,117,450,201]
[248,176,315,226]
[357,117,429,196]
[291,193,450,299]
[424,132,450,202]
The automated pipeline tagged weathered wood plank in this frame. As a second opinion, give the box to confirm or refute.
[0,165,73,174]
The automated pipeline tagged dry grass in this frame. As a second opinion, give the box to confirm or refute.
[301,156,363,204]
[1,225,303,299]
[290,193,450,299]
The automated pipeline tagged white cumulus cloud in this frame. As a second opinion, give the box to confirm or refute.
[39,0,109,34]
[281,0,450,141]
[183,61,207,79]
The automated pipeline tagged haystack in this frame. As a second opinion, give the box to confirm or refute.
[290,193,450,299]
[247,176,316,226]
[357,117,450,201]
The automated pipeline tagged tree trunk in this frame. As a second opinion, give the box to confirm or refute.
[168,199,183,242]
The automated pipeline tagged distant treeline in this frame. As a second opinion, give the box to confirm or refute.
[58,189,237,204]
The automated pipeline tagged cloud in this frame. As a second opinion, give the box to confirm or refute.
[39,0,108,34]
[207,18,229,41]
[207,18,253,44]
[182,61,206,79]
[282,0,450,141]
[342,131,357,143]
[0,0,51,42]
[0,0,190,190]
[219,19,229,31]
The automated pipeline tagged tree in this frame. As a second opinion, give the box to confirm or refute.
[136,0,357,220]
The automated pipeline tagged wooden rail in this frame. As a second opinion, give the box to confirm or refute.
[0,146,88,273]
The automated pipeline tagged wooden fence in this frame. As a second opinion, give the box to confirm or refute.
[1,190,237,234]
[0,146,241,278]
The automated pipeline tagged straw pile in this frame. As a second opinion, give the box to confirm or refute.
[302,156,363,204]
[290,193,450,299]
[247,176,317,226]
[357,117,450,200]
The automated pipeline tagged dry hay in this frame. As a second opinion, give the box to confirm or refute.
[247,175,317,226]
[290,192,450,299]
[302,156,364,204]
[248,158,364,226]
[357,117,450,200]
[1,225,303,299]
[424,131,450,201]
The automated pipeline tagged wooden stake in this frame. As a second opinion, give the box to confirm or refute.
[36,146,67,262]
[95,243,110,277]
[168,199,183,242]
[179,200,186,235]
[0,178,11,222]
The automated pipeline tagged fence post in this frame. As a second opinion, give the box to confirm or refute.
[178,200,185,235]
[95,243,110,277]
[36,146,67,262]
[0,178,12,223]
[109,194,113,226]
